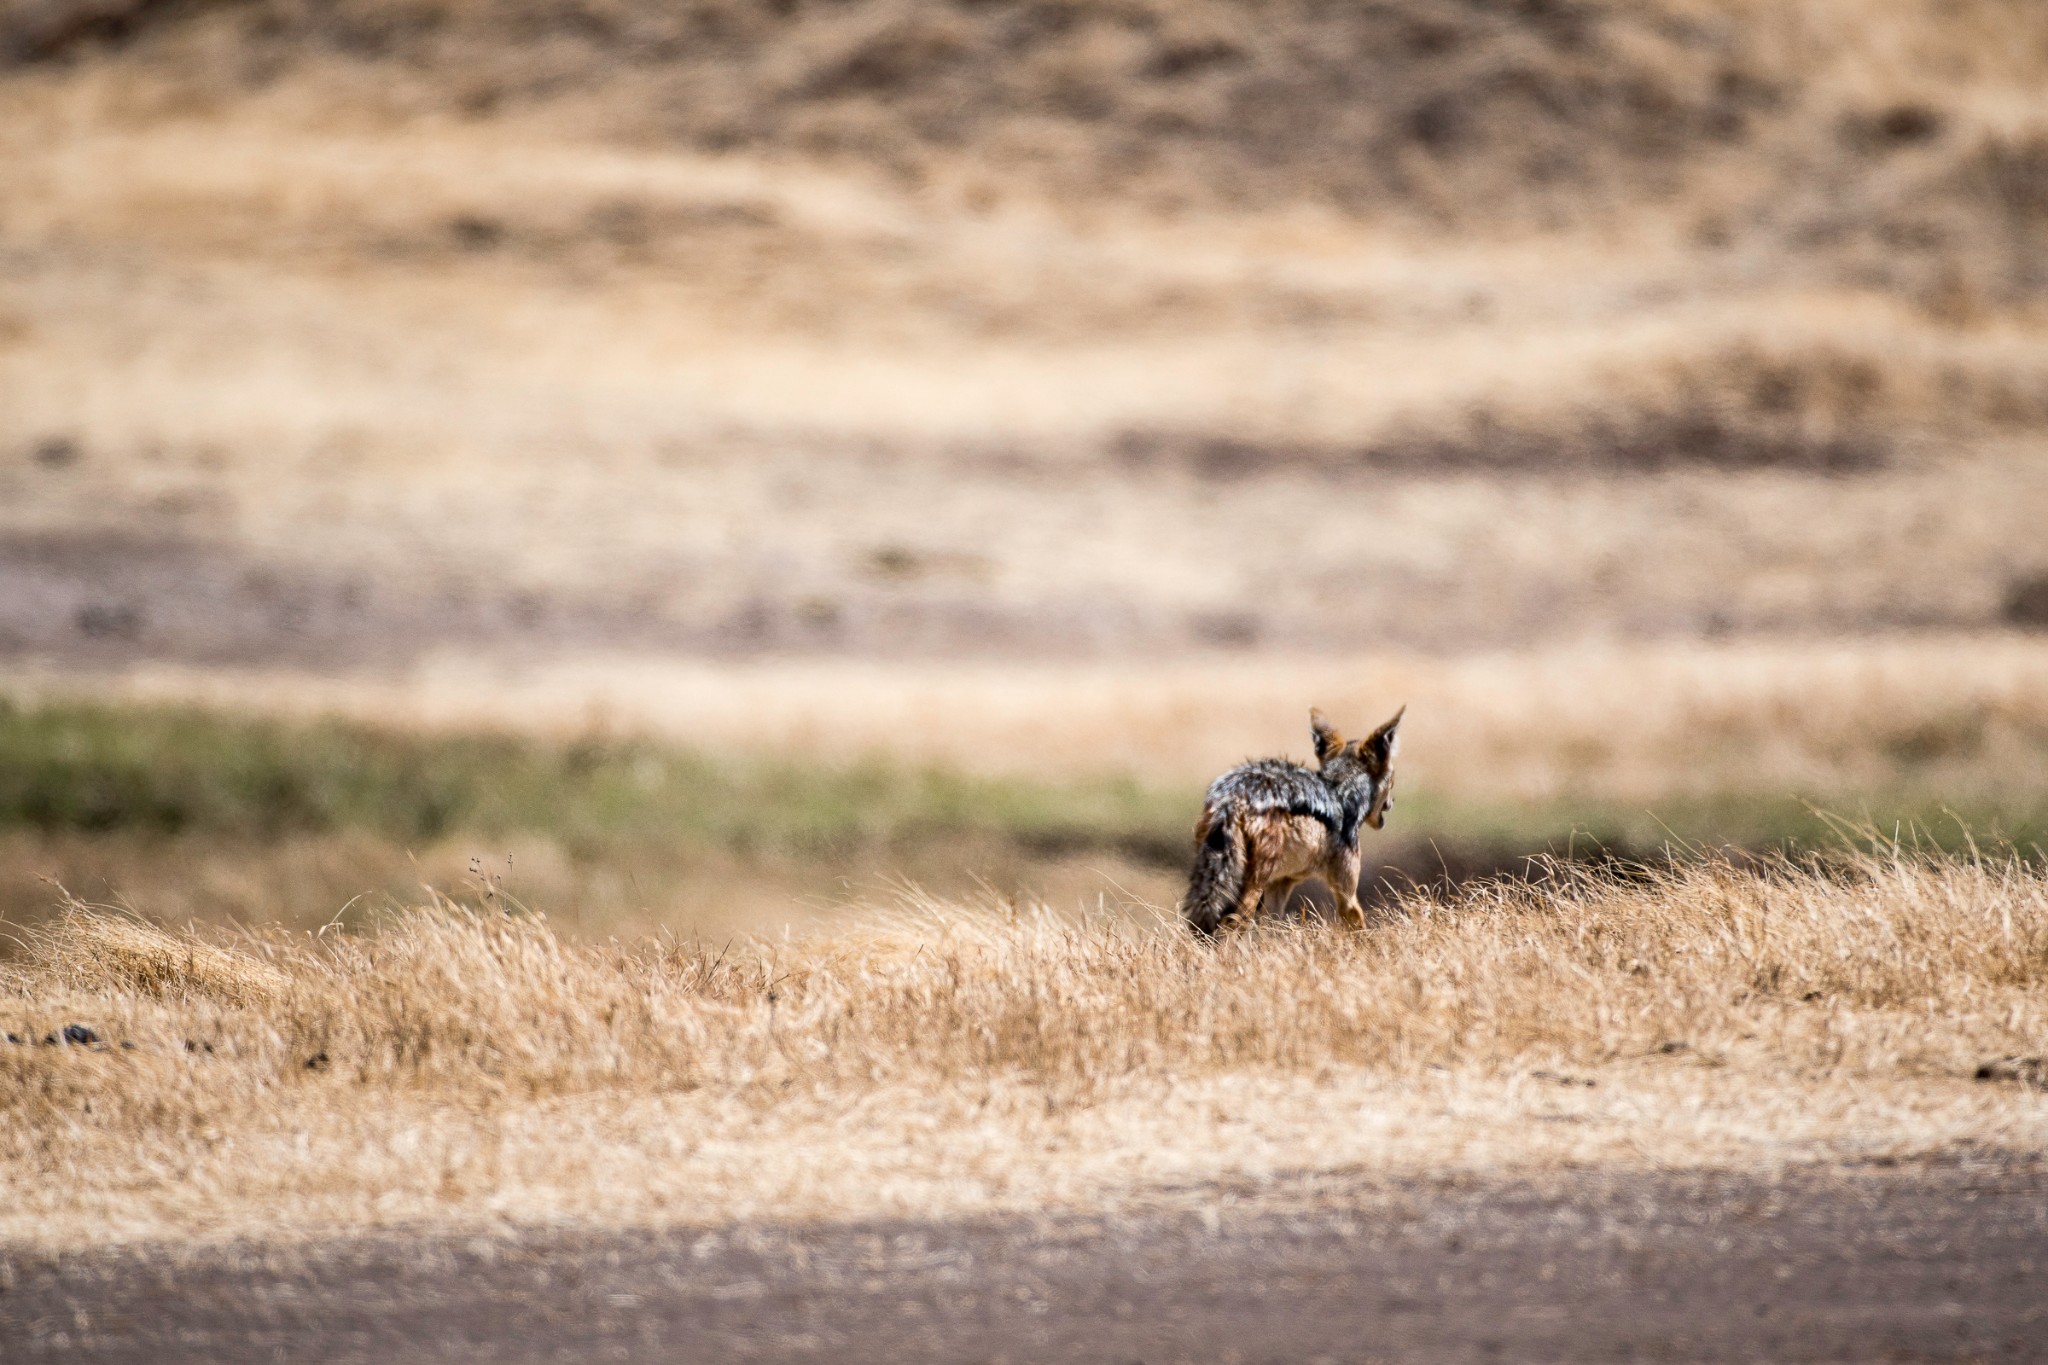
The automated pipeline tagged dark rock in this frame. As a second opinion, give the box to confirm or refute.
[1531,1070,1596,1087]
[75,602,143,640]
[31,435,78,467]
[62,1024,99,1045]
[1975,1056,2048,1090]
[2002,574,2048,630]
[1843,103,1945,151]
[449,215,505,250]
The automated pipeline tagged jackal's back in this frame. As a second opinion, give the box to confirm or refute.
[1202,758,1344,831]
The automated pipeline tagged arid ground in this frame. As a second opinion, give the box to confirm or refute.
[5,856,2047,1356]
[9,1159,2047,1362]
[2,0,2047,921]
[5,3,2048,667]
[4,0,2048,884]
[3,0,2048,1355]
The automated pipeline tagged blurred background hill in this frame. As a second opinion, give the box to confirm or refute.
[1,0,2046,931]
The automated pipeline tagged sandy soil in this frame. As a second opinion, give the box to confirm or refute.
[5,3,2048,667]
[6,1157,2043,1363]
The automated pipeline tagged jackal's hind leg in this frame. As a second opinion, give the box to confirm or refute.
[1224,864,1272,935]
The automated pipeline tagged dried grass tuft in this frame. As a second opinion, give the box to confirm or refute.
[23,896,289,1008]
[2,848,2043,1247]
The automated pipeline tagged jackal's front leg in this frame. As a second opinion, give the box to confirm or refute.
[1322,848,1368,930]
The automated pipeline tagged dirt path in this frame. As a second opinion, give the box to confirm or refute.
[6,1158,2044,1363]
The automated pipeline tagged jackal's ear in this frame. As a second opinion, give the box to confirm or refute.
[1357,705,1405,772]
[1309,708,1345,766]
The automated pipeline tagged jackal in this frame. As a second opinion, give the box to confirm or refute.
[1179,706,1404,935]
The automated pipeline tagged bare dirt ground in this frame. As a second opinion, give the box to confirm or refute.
[7,1157,2044,1363]
[5,3,2048,668]
[3,3,2047,931]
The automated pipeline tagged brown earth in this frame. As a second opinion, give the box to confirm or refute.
[6,1157,2045,1363]
[4,1,2048,667]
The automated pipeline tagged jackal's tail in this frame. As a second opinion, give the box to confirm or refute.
[1179,812,1247,937]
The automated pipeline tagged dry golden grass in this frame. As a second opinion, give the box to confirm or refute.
[4,849,2043,1250]
[24,905,288,1008]
[0,825,1169,944]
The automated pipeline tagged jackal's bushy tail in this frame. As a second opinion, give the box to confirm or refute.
[1179,814,1247,937]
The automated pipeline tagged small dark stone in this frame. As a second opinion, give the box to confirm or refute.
[1975,1056,2048,1090]
[41,1033,57,1046]
[120,1040,136,1050]
[1191,611,1260,649]
[1532,1070,1597,1087]
[865,545,921,579]
[4,1033,19,1045]
[304,1051,330,1071]
[1408,94,1464,149]
[449,214,505,250]
[2003,574,2048,631]
[62,1024,99,1046]
[1657,1040,1690,1054]
[1842,103,1945,152]
[1874,103,1943,144]
[75,602,142,640]
[32,436,78,467]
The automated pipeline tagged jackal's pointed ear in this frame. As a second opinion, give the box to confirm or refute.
[1309,708,1345,766]
[1358,705,1405,772]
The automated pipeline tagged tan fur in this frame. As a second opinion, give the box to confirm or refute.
[1234,810,1368,930]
